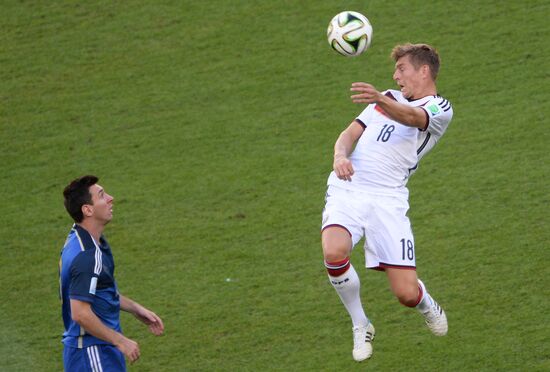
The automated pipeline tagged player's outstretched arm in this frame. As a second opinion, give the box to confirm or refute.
[70,299,141,363]
[120,295,165,336]
[350,82,428,129]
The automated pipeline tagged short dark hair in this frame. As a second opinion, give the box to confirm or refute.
[63,175,99,223]
[391,43,441,80]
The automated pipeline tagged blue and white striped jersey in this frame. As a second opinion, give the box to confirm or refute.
[59,224,121,348]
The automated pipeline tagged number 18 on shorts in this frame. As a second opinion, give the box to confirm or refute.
[322,185,416,270]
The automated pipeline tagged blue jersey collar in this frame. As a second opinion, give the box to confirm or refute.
[72,224,109,251]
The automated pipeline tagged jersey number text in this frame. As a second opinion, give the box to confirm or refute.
[400,238,414,261]
[376,124,395,142]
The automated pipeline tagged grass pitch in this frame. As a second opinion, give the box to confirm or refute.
[1,0,549,370]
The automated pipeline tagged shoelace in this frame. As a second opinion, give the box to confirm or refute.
[425,303,442,323]
[353,327,367,346]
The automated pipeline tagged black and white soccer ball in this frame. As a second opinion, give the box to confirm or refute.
[327,11,373,57]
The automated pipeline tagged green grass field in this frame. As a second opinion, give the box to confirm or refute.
[1,0,549,370]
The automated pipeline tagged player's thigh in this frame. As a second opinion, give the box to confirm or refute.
[321,186,364,260]
[365,195,416,269]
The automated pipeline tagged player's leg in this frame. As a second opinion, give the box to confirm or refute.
[385,268,448,336]
[322,226,375,361]
[322,225,367,328]
[368,193,447,335]
[322,186,374,361]
[385,267,420,306]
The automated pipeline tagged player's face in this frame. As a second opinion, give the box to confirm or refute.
[87,184,114,224]
[393,55,423,99]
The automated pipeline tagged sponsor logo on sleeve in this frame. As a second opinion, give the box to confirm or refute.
[428,104,440,116]
[89,277,98,295]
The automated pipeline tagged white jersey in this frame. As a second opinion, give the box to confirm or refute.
[327,89,453,192]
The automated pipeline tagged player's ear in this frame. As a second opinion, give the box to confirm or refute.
[82,204,94,218]
[421,64,430,78]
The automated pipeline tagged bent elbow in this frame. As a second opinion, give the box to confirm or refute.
[71,312,84,324]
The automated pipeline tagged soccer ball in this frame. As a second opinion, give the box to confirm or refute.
[327,11,373,57]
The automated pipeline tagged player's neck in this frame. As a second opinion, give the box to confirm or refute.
[407,80,437,100]
[78,220,105,244]
[416,82,437,99]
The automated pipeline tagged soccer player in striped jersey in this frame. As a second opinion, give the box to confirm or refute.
[321,43,453,362]
[59,175,164,371]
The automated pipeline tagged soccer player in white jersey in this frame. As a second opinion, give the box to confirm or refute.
[321,43,453,362]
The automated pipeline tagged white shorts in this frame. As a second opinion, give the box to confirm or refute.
[322,185,416,270]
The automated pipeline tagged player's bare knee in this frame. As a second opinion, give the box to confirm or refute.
[322,228,352,262]
[323,245,349,262]
[395,287,420,307]
[398,296,419,307]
